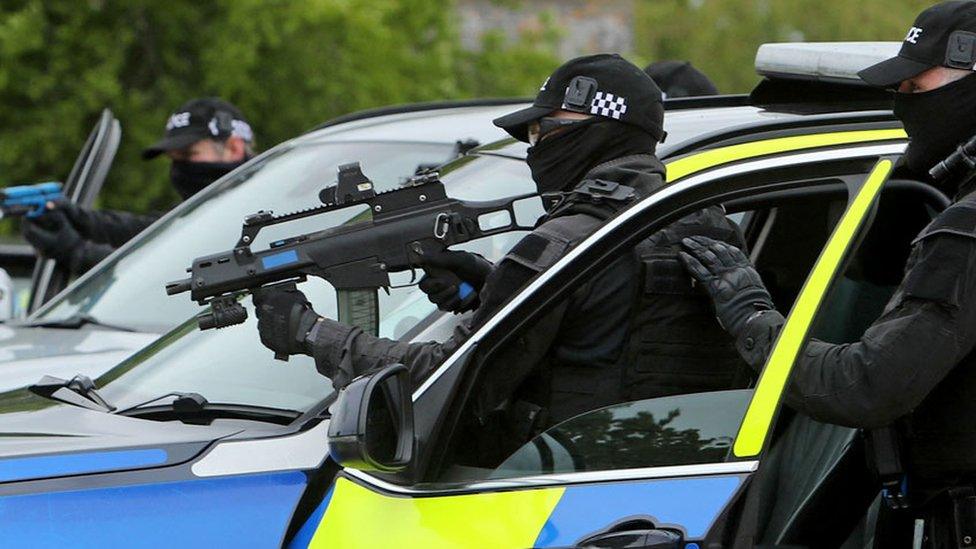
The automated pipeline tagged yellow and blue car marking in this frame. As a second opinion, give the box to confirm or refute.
[293,474,745,548]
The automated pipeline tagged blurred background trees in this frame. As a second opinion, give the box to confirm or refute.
[635,0,934,92]
[0,0,931,216]
[0,0,557,214]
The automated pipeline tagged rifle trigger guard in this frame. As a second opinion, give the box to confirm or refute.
[433,213,450,240]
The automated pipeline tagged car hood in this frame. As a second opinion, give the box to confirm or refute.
[0,404,246,460]
[0,324,156,394]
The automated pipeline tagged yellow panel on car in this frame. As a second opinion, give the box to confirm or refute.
[308,477,564,548]
[665,129,906,182]
[733,158,895,458]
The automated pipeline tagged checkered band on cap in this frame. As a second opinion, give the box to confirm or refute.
[590,91,628,120]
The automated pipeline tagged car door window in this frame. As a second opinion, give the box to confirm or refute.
[489,389,752,479]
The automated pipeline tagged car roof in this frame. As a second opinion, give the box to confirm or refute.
[296,100,532,146]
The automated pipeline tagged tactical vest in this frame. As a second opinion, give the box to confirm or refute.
[540,184,754,423]
[619,206,754,402]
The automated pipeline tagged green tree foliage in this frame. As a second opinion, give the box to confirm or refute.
[635,0,934,93]
[0,0,939,222]
[0,0,559,217]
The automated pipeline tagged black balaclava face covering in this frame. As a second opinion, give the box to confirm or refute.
[170,158,248,200]
[894,73,976,179]
[525,118,657,196]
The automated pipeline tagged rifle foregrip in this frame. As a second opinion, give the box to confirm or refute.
[197,298,248,330]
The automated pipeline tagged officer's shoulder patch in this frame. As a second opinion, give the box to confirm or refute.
[509,234,548,265]
[537,213,603,243]
[913,201,976,245]
[504,227,575,274]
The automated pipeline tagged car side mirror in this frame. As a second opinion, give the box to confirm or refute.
[328,363,414,473]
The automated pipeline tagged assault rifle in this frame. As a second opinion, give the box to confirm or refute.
[166,163,536,346]
[0,182,64,219]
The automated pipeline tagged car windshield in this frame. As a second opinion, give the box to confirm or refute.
[33,140,462,333]
[83,153,538,414]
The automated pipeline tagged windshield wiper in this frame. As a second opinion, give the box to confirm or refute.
[28,313,136,332]
[115,392,301,426]
[28,374,115,412]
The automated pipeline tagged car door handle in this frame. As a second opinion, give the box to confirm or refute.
[538,526,683,549]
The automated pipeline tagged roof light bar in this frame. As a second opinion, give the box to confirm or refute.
[755,42,901,86]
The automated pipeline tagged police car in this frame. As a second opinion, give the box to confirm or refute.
[0,43,925,547]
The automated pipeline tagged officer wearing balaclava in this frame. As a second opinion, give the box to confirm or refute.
[22,97,254,276]
[250,54,749,459]
[676,2,976,545]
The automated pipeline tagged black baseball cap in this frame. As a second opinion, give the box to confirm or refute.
[142,97,253,160]
[644,60,719,98]
[859,0,976,88]
[493,53,666,143]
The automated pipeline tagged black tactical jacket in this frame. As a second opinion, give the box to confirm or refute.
[307,154,744,427]
[65,208,159,274]
[736,182,976,496]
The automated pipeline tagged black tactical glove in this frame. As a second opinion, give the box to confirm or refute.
[252,286,321,358]
[51,200,101,241]
[678,236,775,338]
[22,208,81,265]
[417,250,493,313]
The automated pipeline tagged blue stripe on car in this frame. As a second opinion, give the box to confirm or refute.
[0,471,307,547]
[0,449,168,483]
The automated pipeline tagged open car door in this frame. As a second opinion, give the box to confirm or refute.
[290,143,901,548]
[27,108,120,312]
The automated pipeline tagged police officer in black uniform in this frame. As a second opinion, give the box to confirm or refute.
[679,3,976,546]
[252,54,747,439]
[23,97,254,276]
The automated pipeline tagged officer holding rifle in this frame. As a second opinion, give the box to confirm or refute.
[252,54,750,451]
[678,2,976,546]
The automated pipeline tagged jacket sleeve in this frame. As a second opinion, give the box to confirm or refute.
[735,230,976,429]
[306,256,556,395]
[66,239,117,275]
[68,207,160,247]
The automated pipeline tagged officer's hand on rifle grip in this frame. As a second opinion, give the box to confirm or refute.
[417,250,493,314]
